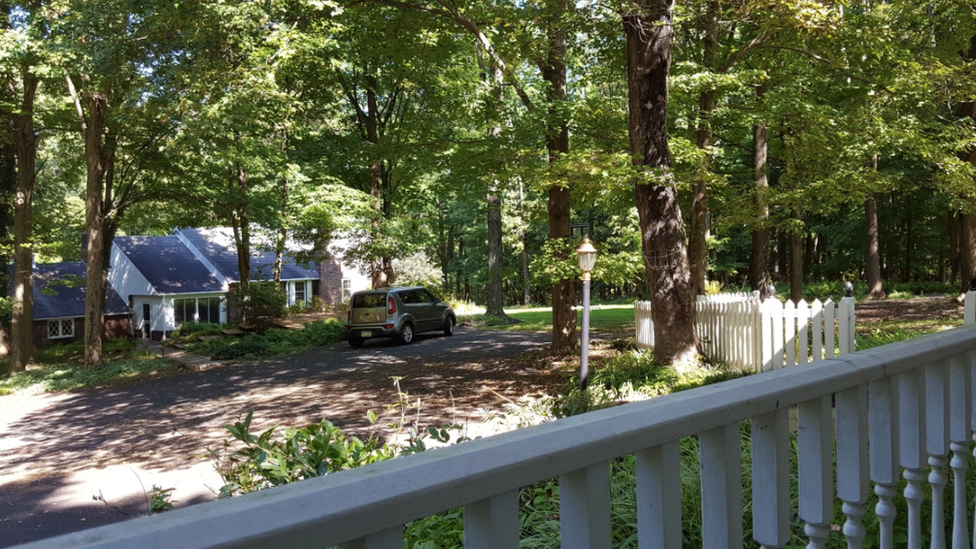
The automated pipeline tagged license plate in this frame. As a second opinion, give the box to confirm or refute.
[361,331,372,338]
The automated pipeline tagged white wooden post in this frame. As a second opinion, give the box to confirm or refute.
[840,296,856,355]
[770,300,784,370]
[784,300,797,367]
[924,361,949,549]
[636,441,681,549]
[464,491,519,549]
[898,370,927,549]
[870,376,901,549]
[700,424,743,549]
[339,527,403,549]
[753,299,764,372]
[837,385,870,549]
[635,301,654,349]
[811,299,824,362]
[798,396,833,549]
[751,410,791,549]
[965,291,975,325]
[947,353,971,549]
[560,463,611,549]
[797,299,809,365]
[824,299,836,359]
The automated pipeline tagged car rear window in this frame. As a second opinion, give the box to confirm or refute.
[353,292,387,308]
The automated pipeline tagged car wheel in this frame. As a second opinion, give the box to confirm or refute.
[398,323,414,345]
[349,337,365,348]
[443,316,455,336]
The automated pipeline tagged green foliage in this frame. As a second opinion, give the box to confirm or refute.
[553,351,742,417]
[227,283,287,331]
[186,319,347,360]
[147,486,175,515]
[213,412,396,497]
[0,355,176,395]
[464,306,636,334]
[393,252,444,289]
[173,322,223,338]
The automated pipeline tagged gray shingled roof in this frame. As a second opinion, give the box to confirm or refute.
[19,262,130,320]
[113,236,225,294]
[178,228,319,282]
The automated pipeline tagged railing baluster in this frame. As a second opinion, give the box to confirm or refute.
[559,462,611,549]
[751,410,790,549]
[898,370,927,549]
[464,490,519,549]
[700,423,743,549]
[870,377,900,549]
[798,396,833,549]
[339,526,403,549]
[925,361,949,549]
[948,353,972,549]
[837,386,869,549]
[636,441,681,549]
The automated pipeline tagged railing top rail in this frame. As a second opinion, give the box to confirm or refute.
[20,324,976,549]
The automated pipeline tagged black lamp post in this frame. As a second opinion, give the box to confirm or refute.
[577,236,597,391]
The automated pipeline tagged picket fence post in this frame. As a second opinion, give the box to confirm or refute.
[966,291,975,325]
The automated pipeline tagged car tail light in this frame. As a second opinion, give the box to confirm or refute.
[344,325,350,331]
[388,296,396,315]
[385,324,394,329]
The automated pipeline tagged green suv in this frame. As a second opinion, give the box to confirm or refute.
[345,286,456,347]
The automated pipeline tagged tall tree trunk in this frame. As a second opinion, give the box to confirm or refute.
[956,35,976,295]
[789,204,803,304]
[518,178,531,306]
[9,68,38,374]
[749,114,769,295]
[949,211,960,284]
[961,213,976,293]
[273,131,289,285]
[81,92,111,367]
[624,0,698,366]
[865,192,885,299]
[0,138,15,358]
[688,0,719,296]
[542,1,575,352]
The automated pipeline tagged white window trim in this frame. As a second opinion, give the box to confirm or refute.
[47,318,75,339]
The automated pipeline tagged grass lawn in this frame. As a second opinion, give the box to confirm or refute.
[462,304,635,334]
[0,339,177,396]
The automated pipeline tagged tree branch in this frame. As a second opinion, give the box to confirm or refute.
[756,45,884,89]
[717,29,769,73]
[64,73,87,131]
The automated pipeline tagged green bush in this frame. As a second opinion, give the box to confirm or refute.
[213,412,395,497]
[227,282,287,331]
[187,319,347,360]
[173,322,223,337]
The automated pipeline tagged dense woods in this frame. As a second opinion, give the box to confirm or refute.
[0,0,974,368]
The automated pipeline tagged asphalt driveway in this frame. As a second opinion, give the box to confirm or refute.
[0,328,556,547]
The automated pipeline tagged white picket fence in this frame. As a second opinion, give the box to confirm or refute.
[967,290,975,325]
[636,293,856,372]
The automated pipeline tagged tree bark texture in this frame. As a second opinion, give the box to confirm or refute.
[624,0,699,366]
[9,68,38,374]
[688,0,720,296]
[82,92,112,367]
[542,1,576,352]
[865,192,885,299]
[961,213,976,293]
[749,117,769,296]
[789,204,803,304]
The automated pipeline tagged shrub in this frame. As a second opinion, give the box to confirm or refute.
[227,282,286,331]
[213,412,395,497]
[173,322,223,338]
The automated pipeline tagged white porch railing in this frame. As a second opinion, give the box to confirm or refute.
[15,323,976,549]
[637,294,855,372]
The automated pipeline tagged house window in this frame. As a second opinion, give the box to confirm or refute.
[48,319,74,339]
[342,279,352,301]
[174,299,196,326]
[294,281,306,305]
[198,298,221,324]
